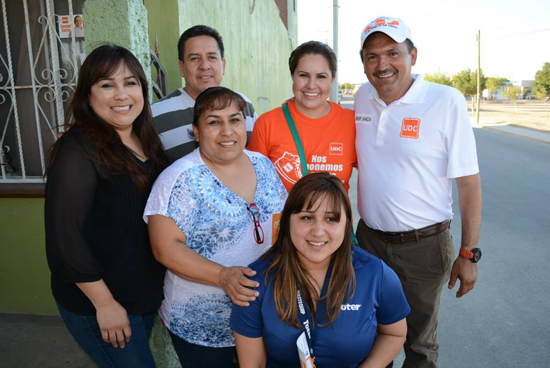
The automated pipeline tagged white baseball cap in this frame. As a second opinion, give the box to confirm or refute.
[360,16,412,49]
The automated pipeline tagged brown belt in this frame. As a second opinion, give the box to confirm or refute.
[369,220,450,244]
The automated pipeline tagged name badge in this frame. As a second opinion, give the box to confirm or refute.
[297,331,315,368]
[355,114,374,124]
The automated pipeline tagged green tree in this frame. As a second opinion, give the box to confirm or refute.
[339,83,352,90]
[452,69,476,96]
[452,69,486,97]
[501,85,521,112]
[424,72,452,86]
[534,87,548,100]
[486,77,508,95]
[452,69,487,113]
[534,62,550,96]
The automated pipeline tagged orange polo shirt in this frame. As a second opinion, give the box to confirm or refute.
[248,100,356,192]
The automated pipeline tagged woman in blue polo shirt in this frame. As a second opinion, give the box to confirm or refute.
[230,173,410,368]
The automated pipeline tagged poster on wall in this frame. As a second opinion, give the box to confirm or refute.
[58,14,86,71]
[58,14,85,39]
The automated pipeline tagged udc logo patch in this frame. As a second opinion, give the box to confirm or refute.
[329,142,344,155]
[400,118,421,139]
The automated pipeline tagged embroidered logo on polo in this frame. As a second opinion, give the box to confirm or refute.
[341,303,362,311]
[400,118,421,139]
[329,142,344,155]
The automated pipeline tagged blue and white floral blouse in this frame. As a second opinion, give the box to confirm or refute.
[144,148,287,347]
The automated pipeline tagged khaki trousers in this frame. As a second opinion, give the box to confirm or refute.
[356,219,455,368]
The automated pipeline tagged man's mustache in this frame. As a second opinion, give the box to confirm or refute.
[373,69,396,77]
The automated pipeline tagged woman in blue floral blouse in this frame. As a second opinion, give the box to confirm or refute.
[144,86,287,368]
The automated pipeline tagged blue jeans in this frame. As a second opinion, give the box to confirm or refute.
[168,330,236,368]
[57,304,157,368]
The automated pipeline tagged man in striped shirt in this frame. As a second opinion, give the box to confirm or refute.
[152,25,257,162]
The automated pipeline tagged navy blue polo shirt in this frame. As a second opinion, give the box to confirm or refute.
[230,247,410,368]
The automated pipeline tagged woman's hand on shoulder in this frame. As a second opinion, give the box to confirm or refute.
[218,266,260,307]
[95,299,131,348]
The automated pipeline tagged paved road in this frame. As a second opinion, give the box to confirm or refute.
[437,128,550,367]
[348,120,550,367]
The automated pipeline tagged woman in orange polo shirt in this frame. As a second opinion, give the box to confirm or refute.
[248,41,356,192]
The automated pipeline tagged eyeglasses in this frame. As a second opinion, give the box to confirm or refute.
[247,203,265,244]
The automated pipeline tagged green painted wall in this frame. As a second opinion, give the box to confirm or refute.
[146,0,297,114]
[286,0,299,46]
[0,198,56,314]
[83,0,153,99]
[144,0,181,96]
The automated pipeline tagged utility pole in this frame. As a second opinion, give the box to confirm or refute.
[476,29,481,125]
[330,0,339,103]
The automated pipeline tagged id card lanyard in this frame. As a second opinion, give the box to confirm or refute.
[296,259,334,362]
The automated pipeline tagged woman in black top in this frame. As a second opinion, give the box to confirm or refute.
[45,44,168,368]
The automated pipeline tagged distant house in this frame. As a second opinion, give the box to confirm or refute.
[513,80,534,99]
[484,80,534,101]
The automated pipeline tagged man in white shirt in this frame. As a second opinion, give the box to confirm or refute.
[355,16,482,368]
[152,25,257,162]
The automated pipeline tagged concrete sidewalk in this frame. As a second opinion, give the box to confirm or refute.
[474,120,550,144]
[0,313,94,368]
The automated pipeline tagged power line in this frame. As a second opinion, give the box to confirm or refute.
[488,28,550,39]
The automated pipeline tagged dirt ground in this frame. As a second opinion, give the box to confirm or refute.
[472,100,550,132]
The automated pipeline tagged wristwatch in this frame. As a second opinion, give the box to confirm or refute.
[459,248,482,263]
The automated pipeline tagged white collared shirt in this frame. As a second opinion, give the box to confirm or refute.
[355,75,479,232]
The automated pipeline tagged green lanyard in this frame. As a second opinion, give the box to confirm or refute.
[282,103,309,176]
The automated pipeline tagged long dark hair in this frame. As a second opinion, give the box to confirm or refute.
[46,44,168,189]
[262,173,356,328]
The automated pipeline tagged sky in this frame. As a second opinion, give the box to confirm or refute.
[297,0,550,85]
